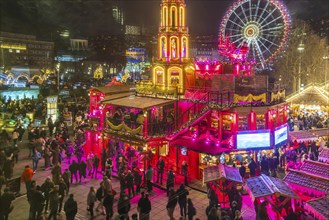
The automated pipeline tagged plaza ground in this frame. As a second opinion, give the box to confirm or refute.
[7,142,257,220]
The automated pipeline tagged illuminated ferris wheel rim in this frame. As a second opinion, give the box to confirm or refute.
[220,0,291,67]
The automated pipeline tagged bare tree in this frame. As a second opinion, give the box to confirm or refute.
[273,20,328,94]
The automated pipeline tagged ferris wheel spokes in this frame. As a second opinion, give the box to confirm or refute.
[261,15,283,28]
[259,8,278,26]
[240,5,249,23]
[227,19,245,29]
[256,1,270,23]
[259,36,280,48]
[253,0,261,21]
[233,11,247,26]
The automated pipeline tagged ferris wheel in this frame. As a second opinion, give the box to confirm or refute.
[220,0,291,69]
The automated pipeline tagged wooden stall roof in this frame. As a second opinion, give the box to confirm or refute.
[102,95,175,110]
[288,131,318,142]
[246,174,299,199]
[299,160,329,179]
[203,164,243,184]
[283,169,329,193]
[286,85,329,105]
[101,92,134,102]
[90,85,135,95]
[310,129,329,137]
[306,197,329,220]
[319,148,329,160]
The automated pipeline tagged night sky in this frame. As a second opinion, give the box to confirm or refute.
[0,0,328,37]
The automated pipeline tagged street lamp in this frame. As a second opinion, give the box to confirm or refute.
[297,42,305,93]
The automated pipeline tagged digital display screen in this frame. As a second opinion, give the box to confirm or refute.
[274,124,288,145]
[236,130,271,149]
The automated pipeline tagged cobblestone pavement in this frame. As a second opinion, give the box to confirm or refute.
[6,142,256,220]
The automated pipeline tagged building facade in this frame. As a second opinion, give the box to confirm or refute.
[152,0,195,94]
[0,32,54,71]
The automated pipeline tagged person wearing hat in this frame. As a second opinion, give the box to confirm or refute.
[125,170,135,198]
[176,184,189,218]
[64,194,78,220]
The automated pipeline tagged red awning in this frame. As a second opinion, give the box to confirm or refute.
[170,137,231,155]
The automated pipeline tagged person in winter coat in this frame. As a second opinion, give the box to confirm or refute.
[21,165,34,193]
[48,185,60,220]
[166,168,175,196]
[187,198,196,220]
[133,168,142,194]
[176,184,189,218]
[138,193,152,220]
[79,160,87,183]
[92,154,100,179]
[29,185,45,220]
[145,165,154,192]
[125,170,135,198]
[117,193,131,219]
[166,189,177,220]
[0,187,16,220]
[69,160,79,184]
[87,186,97,217]
[64,194,78,220]
[41,177,54,214]
[103,193,114,220]
[51,163,62,185]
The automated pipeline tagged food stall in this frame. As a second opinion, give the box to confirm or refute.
[288,131,318,142]
[318,148,329,163]
[305,197,329,220]
[203,164,243,207]
[246,174,299,220]
[283,160,329,200]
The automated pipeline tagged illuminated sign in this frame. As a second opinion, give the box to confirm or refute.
[47,96,58,103]
[0,43,27,50]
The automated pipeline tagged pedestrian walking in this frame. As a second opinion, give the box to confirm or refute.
[96,183,106,214]
[105,158,113,179]
[166,168,175,196]
[92,154,100,179]
[0,187,16,220]
[41,177,55,214]
[64,194,78,220]
[87,186,97,218]
[187,198,196,220]
[125,170,135,198]
[62,169,71,192]
[31,149,42,173]
[48,185,60,220]
[58,178,68,213]
[29,185,45,220]
[118,192,131,219]
[133,168,142,194]
[138,192,152,220]
[156,157,165,184]
[79,160,87,183]
[87,152,93,177]
[103,193,114,220]
[145,165,154,193]
[176,184,189,218]
[51,163,62,185]
[181,160,188,186]
[21,165,34,193]
[69,160,79,184]
[166,189,177,220]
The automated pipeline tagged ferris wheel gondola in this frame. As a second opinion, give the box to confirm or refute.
[220,0,291,69]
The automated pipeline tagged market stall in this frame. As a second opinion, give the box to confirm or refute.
[318,148,329,163]
[305,197,329,220]
[246,174,299,220]
[284,160,329,200]
[288,130,318,142]
[203,164,243,207]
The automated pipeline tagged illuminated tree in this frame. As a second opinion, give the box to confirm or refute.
[273,20,328,94]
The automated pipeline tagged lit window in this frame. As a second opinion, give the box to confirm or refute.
[16,50,20,53]
[9,49,13,53]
